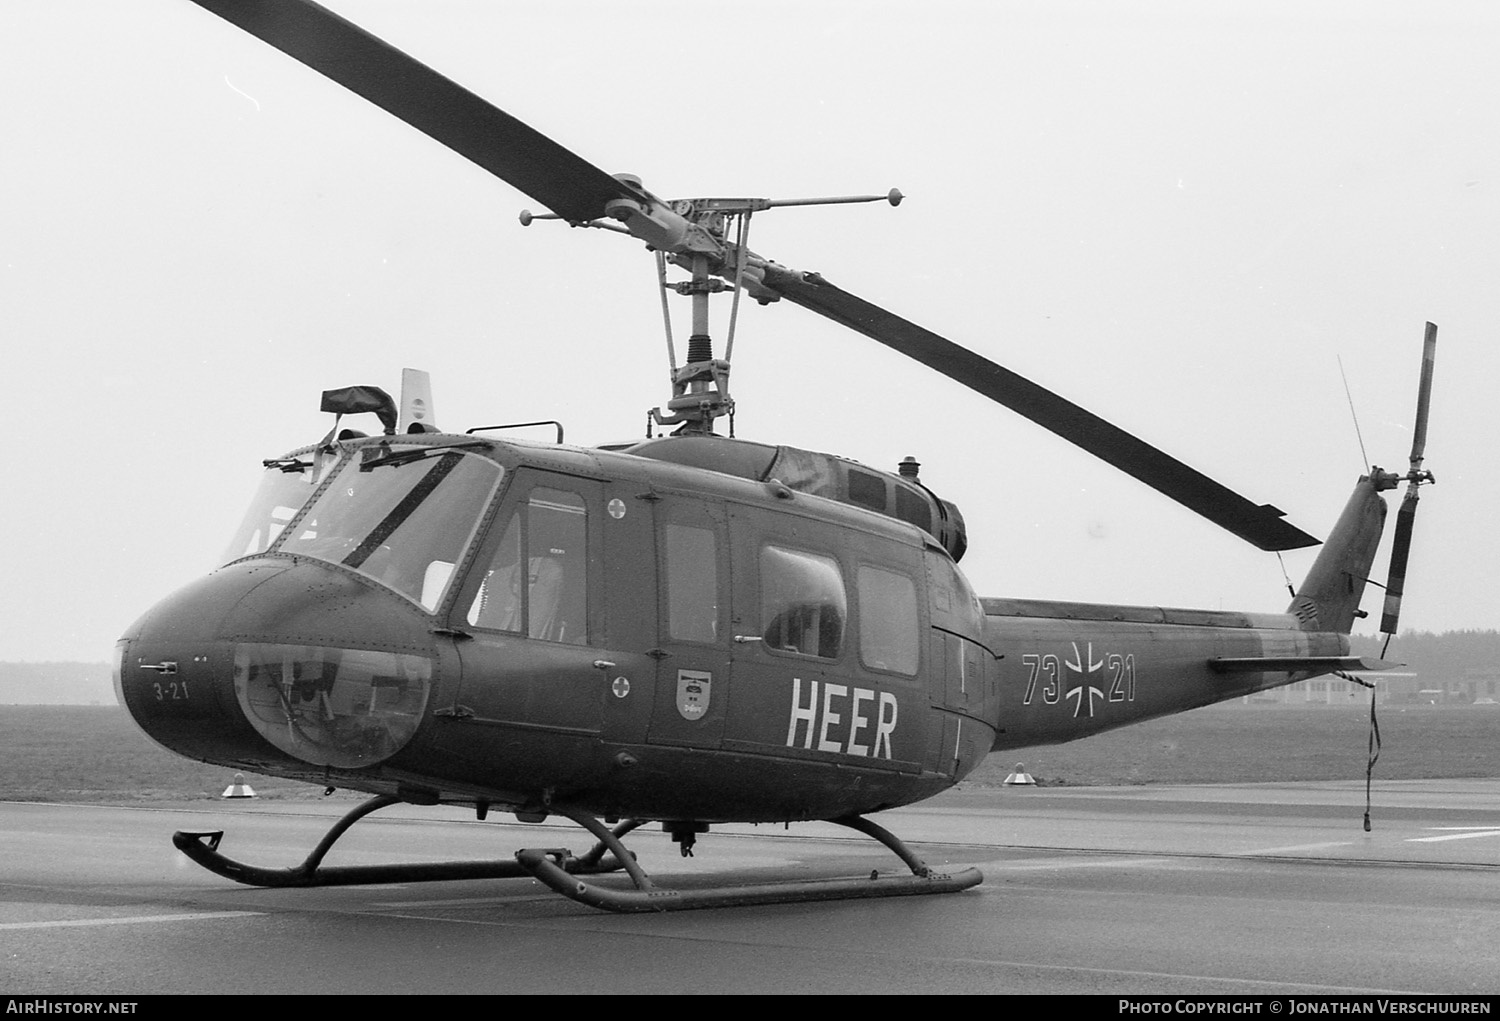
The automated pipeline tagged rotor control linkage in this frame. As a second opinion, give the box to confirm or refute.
[519,188,903,230]
[514,806,983,913]
[171,794,630,888]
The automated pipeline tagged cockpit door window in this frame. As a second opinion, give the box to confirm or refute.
[466,486,589,645]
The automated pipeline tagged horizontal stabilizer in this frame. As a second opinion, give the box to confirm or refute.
[1208,656,1399,675]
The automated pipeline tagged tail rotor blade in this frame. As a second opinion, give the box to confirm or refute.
[1380,323,1438,636]
[1379,487,1419,634]
[1409,322,1437,469]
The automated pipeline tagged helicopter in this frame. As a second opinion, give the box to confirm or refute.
[114,0,1438,913]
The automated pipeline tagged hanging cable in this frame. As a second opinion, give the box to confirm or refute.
[1364,684,1382,832]
[1335,670,1381,831]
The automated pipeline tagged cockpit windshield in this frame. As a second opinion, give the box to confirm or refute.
[221,455,339,565]
[269,447,504,611]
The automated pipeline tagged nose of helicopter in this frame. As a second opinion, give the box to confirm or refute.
[117,559,439,773]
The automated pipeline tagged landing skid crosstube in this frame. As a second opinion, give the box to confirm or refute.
[172,794,983,911]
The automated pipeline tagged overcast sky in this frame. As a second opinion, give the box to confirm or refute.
[2,0,1496,663]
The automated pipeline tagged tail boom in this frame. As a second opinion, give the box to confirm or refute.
[980,598,1361,751]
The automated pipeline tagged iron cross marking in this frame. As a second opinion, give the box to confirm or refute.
[1064,641,1107,718]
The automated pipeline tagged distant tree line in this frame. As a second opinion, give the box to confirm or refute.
[1349,630,1500,682]
[0,661,113,705]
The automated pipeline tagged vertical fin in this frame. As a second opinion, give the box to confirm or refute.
[1287,477,1387,633]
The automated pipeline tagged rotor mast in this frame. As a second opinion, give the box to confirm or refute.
[524,181,904,435]
[652,249,737,435]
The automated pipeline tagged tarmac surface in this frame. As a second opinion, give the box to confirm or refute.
[3,780,1498,995]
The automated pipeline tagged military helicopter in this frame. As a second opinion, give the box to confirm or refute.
[115,0,1437,913]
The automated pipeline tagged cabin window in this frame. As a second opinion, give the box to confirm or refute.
[665,523,718,643]
[760,546,845,659]
[857,566,920,675]
[466,487,589,645]
[894,483,932,534]
[847,468,887,512]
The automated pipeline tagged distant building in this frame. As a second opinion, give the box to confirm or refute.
[1249,672,1418,705]
[1459,668,1500,704]
[1251,669,1500,705]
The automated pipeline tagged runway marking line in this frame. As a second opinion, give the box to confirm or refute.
[1240,841,1356,854]
[1408,827,1500,844]
[981,856,1175,872]
[0,911,261,931]
[373,894,561,908]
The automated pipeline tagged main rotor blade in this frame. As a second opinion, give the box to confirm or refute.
[186,0,635,223]
[761,266,1319,551]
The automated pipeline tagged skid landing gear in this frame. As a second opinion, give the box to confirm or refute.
[172,795,981,911]
[514,807,983,912]
[172,794,630,888]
